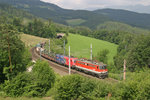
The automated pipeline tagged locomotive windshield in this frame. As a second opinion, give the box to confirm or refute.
[99,65,107,70]
[103,65,107,69]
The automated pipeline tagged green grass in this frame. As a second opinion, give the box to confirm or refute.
[66,19,86,26]
[66,33,118,64]
[21,34,48,47]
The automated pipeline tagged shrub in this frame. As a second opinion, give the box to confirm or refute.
[3,60,55,97]
[91,81,112,99]
[54,74,95,100]
[3,73,30,97]
[32,60,55,90]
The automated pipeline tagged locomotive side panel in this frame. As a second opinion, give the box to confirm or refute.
[64,56,77,67]
[74,60,108,78]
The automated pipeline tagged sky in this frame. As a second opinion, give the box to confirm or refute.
[40,0,150,13]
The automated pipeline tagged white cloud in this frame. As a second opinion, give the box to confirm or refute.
[40,0,150,10]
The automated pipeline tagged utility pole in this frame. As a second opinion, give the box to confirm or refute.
[40,46,41,60]
[40,41,42,60]
[49,39,50,54]
[64,40,65,55]
[69,46,71,75]
[90,44,92,60]
[123,59,126,81]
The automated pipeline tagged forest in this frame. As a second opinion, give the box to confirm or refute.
[0,2,150,100]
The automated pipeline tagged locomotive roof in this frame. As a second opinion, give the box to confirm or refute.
[56,54,77,58]
[77,58,106,66]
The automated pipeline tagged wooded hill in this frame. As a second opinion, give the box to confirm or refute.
[0,0,110,29]
[94,9,150,29]
[0,3,40,25]
[97,21,150,34]
[1,0,150,30]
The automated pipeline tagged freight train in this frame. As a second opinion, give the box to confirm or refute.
[35,44,108,78]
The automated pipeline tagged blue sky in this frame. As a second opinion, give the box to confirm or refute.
[41,0,150,13]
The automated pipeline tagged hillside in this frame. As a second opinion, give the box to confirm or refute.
[94,9,150,29]
[21,34,48,47]
[0,3,34,19]
[0,3,43,25]
[66,34,118,64]
[0,0,110,29]
[97,21,150,34]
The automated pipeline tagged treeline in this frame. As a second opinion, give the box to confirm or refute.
[3,16,57,38]
[0,3,35,24]
[22,19,57,38]
[97,21,150,35]
[0,4,58,38]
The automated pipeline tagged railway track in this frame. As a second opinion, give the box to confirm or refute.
[30,47,119,82]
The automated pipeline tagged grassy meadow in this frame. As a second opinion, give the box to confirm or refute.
[66,33,118,64]
[21,34,48,47]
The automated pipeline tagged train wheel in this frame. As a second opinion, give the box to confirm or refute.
[98,75,103,79]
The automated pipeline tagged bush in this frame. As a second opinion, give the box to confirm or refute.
[112,71,150,100]
[3,60,55,97]
[108,73,122,80]
[54,74,95,100]
[3,73,30,97]
[29,60,56,96]
[0,84,6,97]
[91,81,112,99]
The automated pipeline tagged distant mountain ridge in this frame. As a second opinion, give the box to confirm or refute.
[1,0,150,30]
[97,21,150,34]
[94,9,150,29]
[0,0,110,29]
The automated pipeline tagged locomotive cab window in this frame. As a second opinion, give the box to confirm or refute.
[99,65,107,69]
[103,65,107,69]
[99,65,106,69]
[99,66,103,69]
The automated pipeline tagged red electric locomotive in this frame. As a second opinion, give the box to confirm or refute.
[64,56,77,67]
[73,59,108,78]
